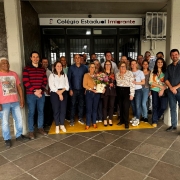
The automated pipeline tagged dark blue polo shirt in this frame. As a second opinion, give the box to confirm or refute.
[68,64,88,90]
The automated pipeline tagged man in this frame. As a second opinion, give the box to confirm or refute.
[0,57,28,148]
[137,55,144,69]
[41,58,53,127]
[90,53,97,63]
[165,49,180,132]
[68,54,88,126]
[156,51,164,59]
[60,56,68,75]
[23,51,47,140]
[101,51,118,74]
[120,55,130,70]
[144,51,155,71]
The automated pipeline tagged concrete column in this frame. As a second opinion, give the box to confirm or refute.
[4,0,28,134]
[164,0,180,126]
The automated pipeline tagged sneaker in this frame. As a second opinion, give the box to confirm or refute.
[99,120,102,123]
[78,118,85,125]
[96,120,99,123]
[144,118,148,123]
[60,125,67,132]
[132,119,140,126]
[16,135,29,142]
[5,139,11,148]
[152,123,157,128]
[70,121,74,126]
[38,128,47,136]
[166,126,177,132]
[55,126,59,134]
[130,117,136,123]
[140,117,145,122]
[29,132,35,140]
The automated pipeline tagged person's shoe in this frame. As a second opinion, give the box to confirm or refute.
[70,121,74,126]
[60,125,66,133]
[130,117,136,123]
[55,126,59,134]
[5,139,11,148]
[29,132,35,140]
[104,120,108,127]
[117,122,124,126]
[140,117,145,122]
[96,120,99,123]
[38,128,47,136]
[65,119,70,122]
[16,135,29,142]
[132,119,140,126]
[109,120,113,126]
[78,118,85,125]
[144,118,148,123]
[99,120,102,123]
[125,124,129,129]
[148,110,152,114]
[85,126,90,130]
[166,126,177,132]
[93,124,97,128]
[152,123,157,128]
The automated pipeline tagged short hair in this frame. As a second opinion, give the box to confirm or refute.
[30,51,40,57]
[156,51,164,56]
[118,61,127,69]
[88,62,95,71]
[104,51,112,56]
[170,49,179,56]
[0,57,8,63]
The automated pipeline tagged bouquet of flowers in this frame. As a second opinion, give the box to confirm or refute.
[93,73,109,93]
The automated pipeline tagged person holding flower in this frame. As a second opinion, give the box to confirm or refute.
[83,63,101,129]
[102,60,116,126]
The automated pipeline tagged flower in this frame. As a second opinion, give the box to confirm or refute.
[93,73,109,85]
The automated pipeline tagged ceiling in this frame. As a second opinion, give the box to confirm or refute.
[22,0,168,15]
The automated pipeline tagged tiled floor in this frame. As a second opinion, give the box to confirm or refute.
[0,120,180,180]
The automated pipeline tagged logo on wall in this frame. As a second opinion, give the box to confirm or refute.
[40,18,142,26]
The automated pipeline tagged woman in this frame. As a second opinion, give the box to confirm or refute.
[94,59,103,123]
[149,57,168,127]
[141,60,151,123]
[116,61,135,129]
[49,61,69,133]
[130,60,145,126]
[102,60,116,126]
[83,63,100,129]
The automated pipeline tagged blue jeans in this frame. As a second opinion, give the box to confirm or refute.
[168,90,180,127]
[141,88,149,118]
[70,89,84,121]
[131,89,142,119]
[151,90,168,124]
[26,94,45,132]
[0,102,23,140]
[85,91,100,126]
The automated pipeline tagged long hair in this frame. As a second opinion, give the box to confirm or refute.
[153,58,166,75]
[53,61,64,75]
[104,60,113,73]
[141,60,150,71]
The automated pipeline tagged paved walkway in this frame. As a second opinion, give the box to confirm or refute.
[0,118,180,180]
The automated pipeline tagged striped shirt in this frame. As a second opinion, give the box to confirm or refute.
[23,64,47,94]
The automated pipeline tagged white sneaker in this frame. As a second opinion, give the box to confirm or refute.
[130,117,136,123]
[132,119,140,126]
[60,125,67,132]
[55,126,59,134]
[99,120,102,122]
[96,120,99,123]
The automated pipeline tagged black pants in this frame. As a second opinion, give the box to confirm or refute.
[116,87,131,126]
[44,96,53,126]
[102,95,115,120]
[50,91,68,126]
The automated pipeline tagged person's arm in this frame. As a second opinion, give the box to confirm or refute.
[129,72,135,100]
[41,69,47,91]
[17,84,24,108]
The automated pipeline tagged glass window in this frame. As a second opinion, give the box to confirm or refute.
[119,28,139,35]
[93,28,117,35]
[43,28,65,35]
[66,28,91,35]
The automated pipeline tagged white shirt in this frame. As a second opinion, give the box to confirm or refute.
[45,68,52,96]
[101,61,119,74]
[132,70,145,90]
[49,73,69,92]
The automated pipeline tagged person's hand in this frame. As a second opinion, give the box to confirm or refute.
[159,90,164,97]
[170,87,177,94]
[132,80,136,84]
[160,85,166,90]
[129,95,133,100]
[34,90,42,98]
[59,94,63,101]
[19,99,24,108]
[92,89,97,93]
[102,88,106,94]
[44,89,50,95]
[149,91,151,96]
[69,90,73,96]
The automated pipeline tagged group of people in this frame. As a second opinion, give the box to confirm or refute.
[0,48,180,148]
